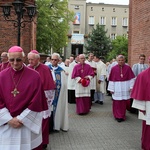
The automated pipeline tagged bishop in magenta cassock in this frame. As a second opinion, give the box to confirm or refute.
[131,67,150,150]
[108,55,135,122]
[0,46,48,150]
[72,54,94,115]
[28,50,55,149]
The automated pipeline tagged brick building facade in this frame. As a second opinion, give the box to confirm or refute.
[128,0,150,66]
[0,0,36,60]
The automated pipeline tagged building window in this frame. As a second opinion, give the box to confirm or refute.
[110,33,116,40]
[122,17,128,27]
[91,7,93,11]
[73,31,79,34]
[113,8,115,12]
[89,16,95,25]
[111,17,117,26]
[102,8,104,11]
[75,5,79,9]
[100,16,106,25]
[124,9,127,13]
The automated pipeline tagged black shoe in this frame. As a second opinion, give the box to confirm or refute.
[43,144,47,149]
[95,101,99,104]
[78,113,85,115]
[99,101,103,105]
[116,118,124,122]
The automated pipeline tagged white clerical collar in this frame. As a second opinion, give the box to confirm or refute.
[51,65,58,70]
[13,65,24,71]
[34,62,40,69]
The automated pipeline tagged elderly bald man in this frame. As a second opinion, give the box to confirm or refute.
[72,54,94,115]
[28,50,55,149]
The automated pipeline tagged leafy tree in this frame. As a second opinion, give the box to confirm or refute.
[107,36,128,61]
[36,0,74,54]
[85,23,111,59]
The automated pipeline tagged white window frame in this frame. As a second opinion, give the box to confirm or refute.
[89,16,95,25]
[111,17,117,26]
[110,33,117,40]
[99,16,106,25]
[122,17,128,27]
[75,5,79,9]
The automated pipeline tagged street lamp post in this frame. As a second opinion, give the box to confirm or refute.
[0,0,36,46]
[99,44,104,56]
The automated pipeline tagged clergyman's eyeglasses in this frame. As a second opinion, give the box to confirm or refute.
[51,59,58,61]
[9,58,22,62]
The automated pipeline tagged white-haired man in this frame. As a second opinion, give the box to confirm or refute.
[48,53,69,131]
[28,50,55,149]
[72,54,94,115]
[0,52,11,71]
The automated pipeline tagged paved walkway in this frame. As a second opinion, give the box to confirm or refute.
[49,95,142,150]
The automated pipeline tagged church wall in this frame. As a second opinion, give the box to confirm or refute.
[128,0,150,66]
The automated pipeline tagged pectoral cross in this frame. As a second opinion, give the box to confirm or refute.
[121,74,123,78]
[81,65,84,73]
[11,88,19,97]
[120,66,123,78]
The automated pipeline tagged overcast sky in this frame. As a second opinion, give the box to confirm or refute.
[86,0,129,5]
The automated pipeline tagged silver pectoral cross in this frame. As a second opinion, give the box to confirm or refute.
[11,88,19,97]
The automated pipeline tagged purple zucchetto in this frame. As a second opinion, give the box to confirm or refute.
[8,46,23,53]
[30,50,39,54]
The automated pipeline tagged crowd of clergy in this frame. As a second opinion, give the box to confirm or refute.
[0,47,150,150]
